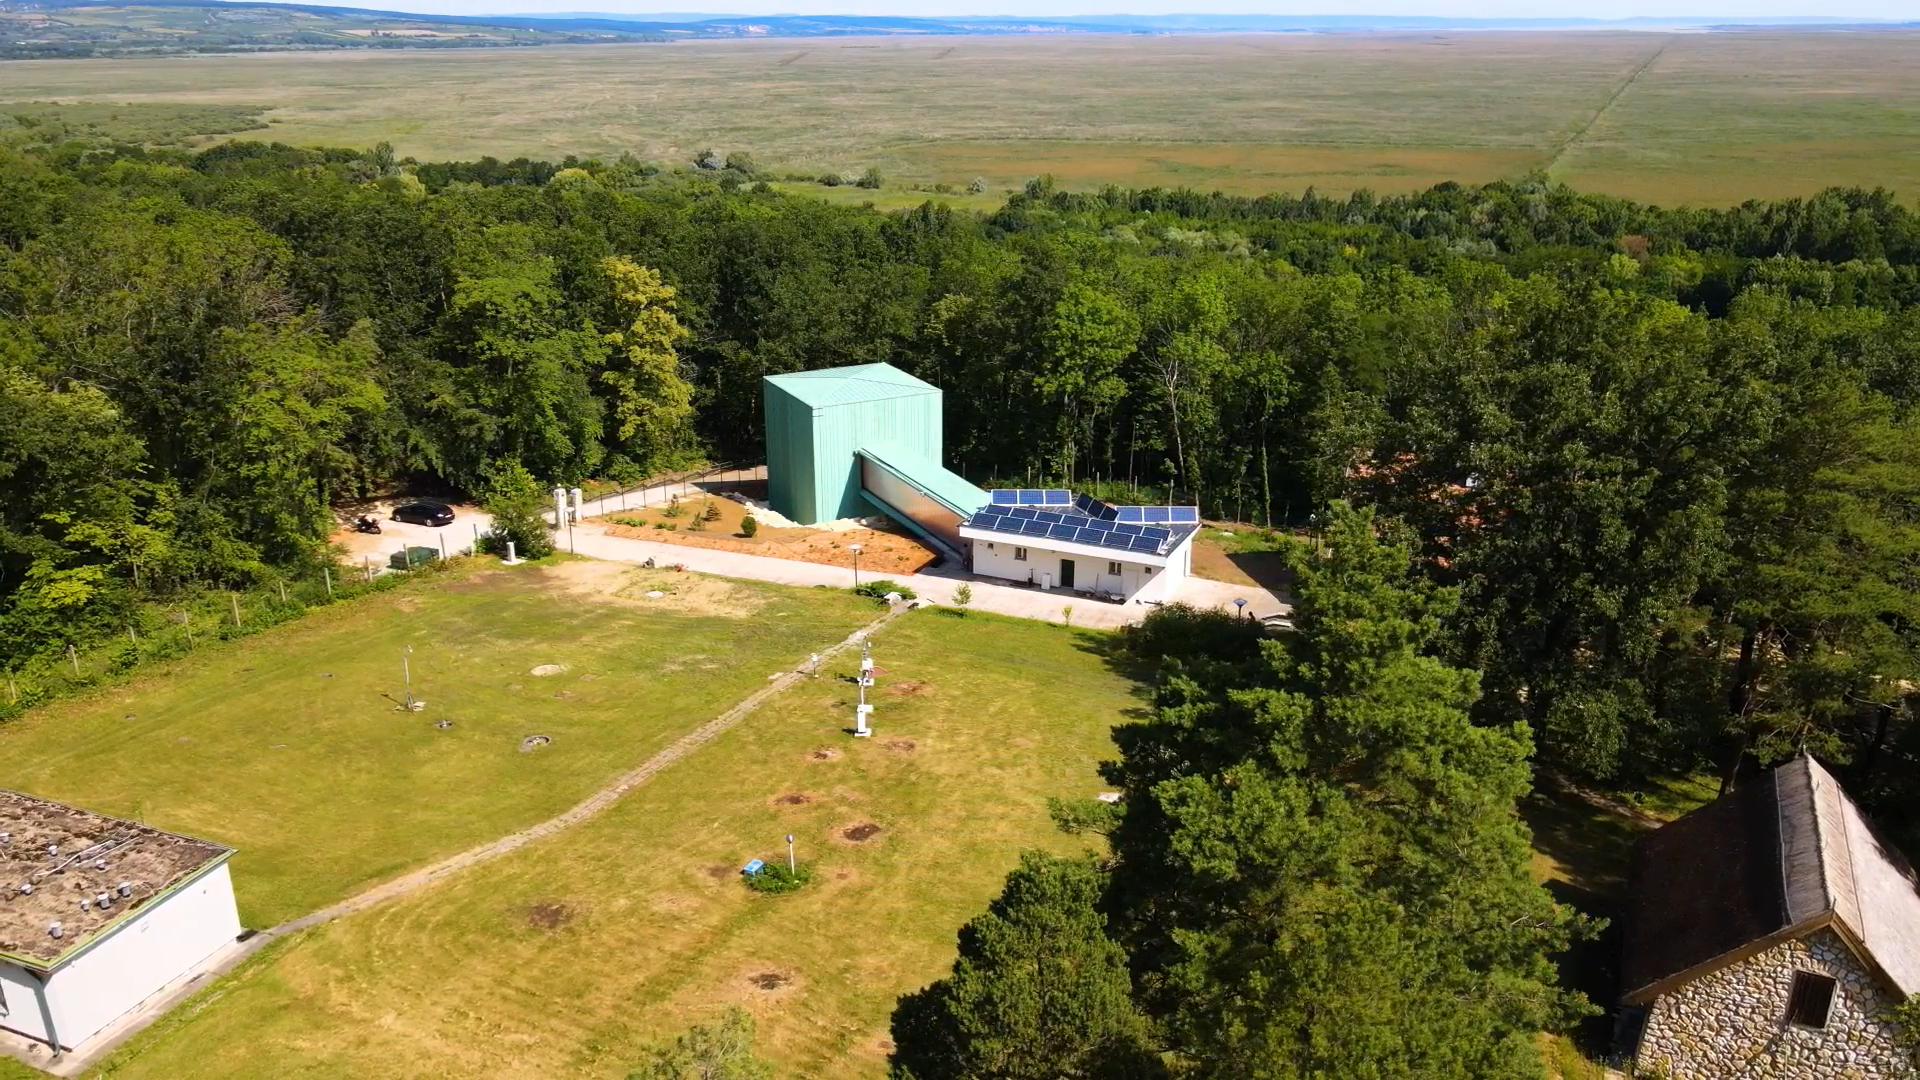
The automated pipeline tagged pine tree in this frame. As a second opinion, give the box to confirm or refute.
[1104,502,1592,1078]
[889,852,1161,1080]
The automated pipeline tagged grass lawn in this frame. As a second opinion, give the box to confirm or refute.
[88,608,1141,1078]
[0,558,876,927]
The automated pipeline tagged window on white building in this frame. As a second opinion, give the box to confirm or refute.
[1014,547,1028,561]
[1786,971,1836,1029]
[1108,561,1123,576]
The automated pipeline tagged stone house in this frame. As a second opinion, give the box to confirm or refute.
[1619,756,1920,1079]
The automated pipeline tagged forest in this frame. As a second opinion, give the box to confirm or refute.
[2,136,1918,1072]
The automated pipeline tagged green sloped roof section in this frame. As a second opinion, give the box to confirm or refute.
[855,442,988,517]
[763,363,938,408]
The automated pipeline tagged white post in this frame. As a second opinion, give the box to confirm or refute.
[571,487,584,523]
[553,487,567,528]
[786,834,796,874]
[439,533,447,561]
[503,540,521,566]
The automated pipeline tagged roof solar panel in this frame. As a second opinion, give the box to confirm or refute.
[1075,527,1107,544]
[990,490,1020,505]
[1115,506,1144,523]
[1169,507,1200,524]
[1021,520,1049,537]
[1044,523,1075,541]
[1043,490,1071,506]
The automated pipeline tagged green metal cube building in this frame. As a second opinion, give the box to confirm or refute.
[763,363,986,552]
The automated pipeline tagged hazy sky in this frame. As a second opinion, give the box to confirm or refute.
[297,0,1917,20]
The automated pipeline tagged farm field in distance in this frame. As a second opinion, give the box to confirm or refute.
[0,30,1915,204]
[64,594,1140,1077]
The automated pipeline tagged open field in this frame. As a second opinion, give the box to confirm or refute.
[2,30,1917,204]
[84,607,1139,1078]
[0,559,875,927]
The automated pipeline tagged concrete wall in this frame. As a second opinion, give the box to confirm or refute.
[1634,928,1914,1079]
[0,960,50,1045]
[972,538,1163,599]
[39,861,242,1049]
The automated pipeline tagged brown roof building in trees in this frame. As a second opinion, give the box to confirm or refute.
[1620,756,1920,1078]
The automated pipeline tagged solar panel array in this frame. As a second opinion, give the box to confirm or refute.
[966,504,1176,555]
[989,489,1072,507]
[1114,505,1200,525]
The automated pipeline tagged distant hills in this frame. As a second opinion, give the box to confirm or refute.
[0,0,1912,60]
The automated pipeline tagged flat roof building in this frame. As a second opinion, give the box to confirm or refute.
[0,791,241,1055]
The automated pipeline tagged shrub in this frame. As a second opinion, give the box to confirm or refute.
[478,461,555,560]
[853,579,915,601]
[662,495,684,518]
[968,177,987,193]
[702,500,722,521]
[952,582,972,613]
[743,862,813,894]
[819,172,843,187]
[740,516,758,538]
[856,167,883,189]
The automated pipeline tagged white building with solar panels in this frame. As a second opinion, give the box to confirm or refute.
[761,362,1202,605]
[958,489,1200,602]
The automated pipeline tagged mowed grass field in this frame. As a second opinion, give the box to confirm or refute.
[77,605,1138,1078]
[2,30,1917,204]
[0,559,876,927]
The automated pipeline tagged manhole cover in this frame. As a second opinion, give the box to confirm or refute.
[519,735,552,752]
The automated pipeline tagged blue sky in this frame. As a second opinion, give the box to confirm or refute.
[297,0,1917,20]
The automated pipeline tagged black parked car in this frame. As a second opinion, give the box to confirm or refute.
[392,500,456,527]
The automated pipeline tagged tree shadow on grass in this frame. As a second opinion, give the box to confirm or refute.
[1523,779,1657,1057]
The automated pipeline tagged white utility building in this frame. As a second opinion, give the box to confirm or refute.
[0,790,242,1055]
[959,489,1200,604]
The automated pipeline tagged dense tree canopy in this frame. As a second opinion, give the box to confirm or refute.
[2,136,1917,835]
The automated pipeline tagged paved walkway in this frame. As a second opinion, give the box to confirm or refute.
[3,611,899,1078]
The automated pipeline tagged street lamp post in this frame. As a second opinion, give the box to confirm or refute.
[786,833,796,874]
[849,543,863,588]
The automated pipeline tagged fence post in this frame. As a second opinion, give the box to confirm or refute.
[278,580,288,604]
[364,555,372,583]
[67,644,79,677]
[186,623,195,649]
[6,668,16,704]
[230,593,242,627]
[324,566,333,599]
[128,625,139,647]
[440,533,447,561]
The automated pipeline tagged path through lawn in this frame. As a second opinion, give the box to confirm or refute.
[91,610,1144,1079]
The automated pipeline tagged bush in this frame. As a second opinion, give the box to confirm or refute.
[662,496,684,518]
[702,500,722,521]
[968,177,987,193]
[740,516,758,538]
[743,861,813,894]
[853,579,915,601]
[856,167,883,189]
[952,582,972,612]
[478,461,555,560]
[819,173,843,187]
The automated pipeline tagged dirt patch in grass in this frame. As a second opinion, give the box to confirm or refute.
[526,902,574,930]
[808,747,841,762]
[888,679,931,696]
[539,559,765,618]
[747,970,794,992]
[884,739,916,753]
[841,822,883,843]
[705,864,733,881]
[774,792,813,806]
[595,498,939,576]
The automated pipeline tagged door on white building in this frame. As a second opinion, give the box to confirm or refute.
[1059,558,1076,589]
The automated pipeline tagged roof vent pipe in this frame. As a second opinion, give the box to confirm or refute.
[49,921,63,938]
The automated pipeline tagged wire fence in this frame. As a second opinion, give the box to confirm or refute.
[574,462,766,519]
[0,553,468,723]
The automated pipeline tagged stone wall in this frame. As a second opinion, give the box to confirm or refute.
[1634,928,1916,1079]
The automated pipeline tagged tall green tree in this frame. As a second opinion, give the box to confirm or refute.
[889,852,1161,1080]
[1036,282,1136,482]
[1104,503,1590,1078]
[599,255,695,475]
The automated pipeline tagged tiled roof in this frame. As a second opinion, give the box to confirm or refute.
[1621,756,1920,1003]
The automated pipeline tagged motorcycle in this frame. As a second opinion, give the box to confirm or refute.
[352,515,383,535]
